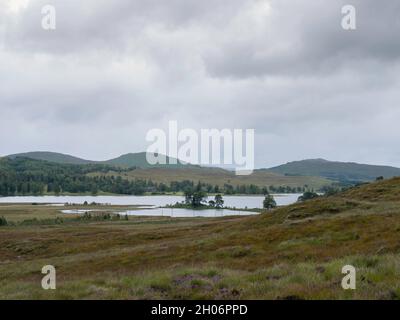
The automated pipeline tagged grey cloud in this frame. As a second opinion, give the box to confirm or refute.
[204,0,400,78]
[2,0,244,54]
[0,0,400,168]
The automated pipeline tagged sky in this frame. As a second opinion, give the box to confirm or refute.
[1,0,400,168]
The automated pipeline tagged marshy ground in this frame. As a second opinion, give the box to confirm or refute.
[1,178,400,299]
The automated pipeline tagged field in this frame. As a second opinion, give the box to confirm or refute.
[90,166,331,190]
[1,178,400,299]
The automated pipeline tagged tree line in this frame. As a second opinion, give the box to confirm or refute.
[0,157,311,196]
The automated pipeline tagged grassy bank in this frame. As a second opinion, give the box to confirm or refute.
[1,178,400,299]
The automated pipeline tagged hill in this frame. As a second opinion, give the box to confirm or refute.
[268,158,400,182]
[9,151,400,190]
[9,152,400,184]
[0,157,329,196]
[4,152,332,191]
[99,166,330,191]
[0,157,146,196]
[6,151,93,165]
[104,152,193,169]
[6,151,193,169]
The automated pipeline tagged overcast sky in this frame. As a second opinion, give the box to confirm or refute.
[1,0,400,168]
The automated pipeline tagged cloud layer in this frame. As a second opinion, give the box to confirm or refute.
[1,0,400,167]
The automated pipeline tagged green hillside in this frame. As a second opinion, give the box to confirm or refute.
[102,166,331,191]
[2,176,400,299]
[0,157,329,196]
[104,152,193,169]
[268,158,400,182]
[6,151,193,169]
[6,151,93,165]
[7,151,399,190]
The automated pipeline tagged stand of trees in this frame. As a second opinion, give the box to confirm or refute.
[0,157,315,197]
[184,189,208,207]
[263,194,277,210]
[0,157,145,196]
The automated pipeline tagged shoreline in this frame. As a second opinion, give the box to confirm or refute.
[0,192,302,198]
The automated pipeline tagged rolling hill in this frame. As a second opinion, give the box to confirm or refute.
[97,166,330,190]
[5,151,192,169]
[6,151,93,165]
[268,158,400,182]
[2,153,331,192]
[7,151,400,189]
[105,152,193,169]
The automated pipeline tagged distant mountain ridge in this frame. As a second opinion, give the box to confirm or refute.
[5,152,400,183]
[5,151,193,169]
[268,158,400,182]
[105,152,197,169]
[7,151,94,165]
[0,155,330,191]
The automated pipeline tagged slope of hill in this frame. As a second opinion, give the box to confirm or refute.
[92,166,331,190]
[6,151,93,165]
[0,157,330,195]
[2,154,332,192]
[2,176,400,299]
[104,152,193,168]
[8,151,399,190]
[268,158,400,182]
[0,157,147,196]
[6,151,193,169]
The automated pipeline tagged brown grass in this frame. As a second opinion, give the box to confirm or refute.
[1,178,400,299]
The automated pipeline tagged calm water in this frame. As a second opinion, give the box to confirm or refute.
[0,194,301,208]
[62,208,259,217]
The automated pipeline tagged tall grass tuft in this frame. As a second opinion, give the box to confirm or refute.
[0,216,8,226]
